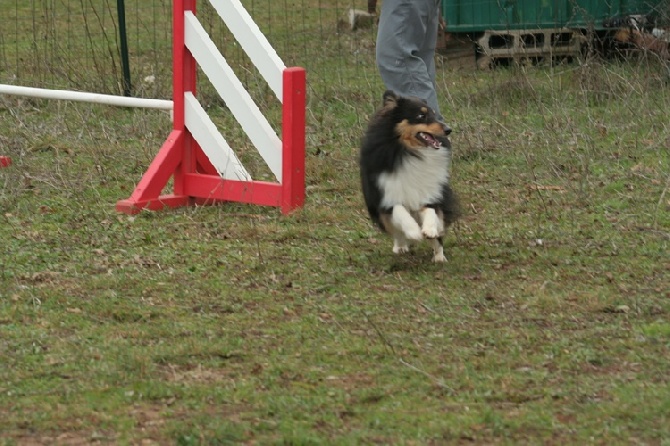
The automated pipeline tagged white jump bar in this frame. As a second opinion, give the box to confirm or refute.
[0,84,173,110]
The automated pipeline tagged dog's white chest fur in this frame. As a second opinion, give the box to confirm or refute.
[377,148,450,210]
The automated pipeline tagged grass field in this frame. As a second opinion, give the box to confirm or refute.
[1,1,670,444]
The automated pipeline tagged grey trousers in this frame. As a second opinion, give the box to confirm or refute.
[376,0,443,120]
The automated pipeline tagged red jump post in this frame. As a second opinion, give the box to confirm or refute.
[116,0,305,215]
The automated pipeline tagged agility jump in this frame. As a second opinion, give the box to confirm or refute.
[117,0,306,215]
[0,0,306,214]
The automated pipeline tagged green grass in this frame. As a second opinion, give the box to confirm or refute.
[2,1,670,444]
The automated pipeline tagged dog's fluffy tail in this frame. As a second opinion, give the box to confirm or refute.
[441,184,461,227]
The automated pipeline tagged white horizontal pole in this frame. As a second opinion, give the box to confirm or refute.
[0,84,173,110]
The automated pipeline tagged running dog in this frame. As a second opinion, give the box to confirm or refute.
[360,90,459,262]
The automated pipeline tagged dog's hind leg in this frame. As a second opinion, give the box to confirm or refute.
[380,210,414,254]
[392,233,410,254]
[430,237,447,263]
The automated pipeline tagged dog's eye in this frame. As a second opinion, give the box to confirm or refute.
[417,113,426,121]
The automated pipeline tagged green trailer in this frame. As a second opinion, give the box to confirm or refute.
[439,0,666,67]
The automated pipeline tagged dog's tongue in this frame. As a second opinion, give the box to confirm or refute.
[419,132,441,149]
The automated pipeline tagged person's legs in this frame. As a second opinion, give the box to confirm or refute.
[376,0,443,121]
[420,1,440,113]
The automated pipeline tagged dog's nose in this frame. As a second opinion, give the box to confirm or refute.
[437,120,452,135]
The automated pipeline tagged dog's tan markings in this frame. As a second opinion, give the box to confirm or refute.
[420,106,428,114]
[396,120,446,149]
[396,120,422,149]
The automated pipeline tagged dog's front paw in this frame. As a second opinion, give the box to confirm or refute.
[393,244,410,254]
[404,226,423,241]
[393,236,410,254]
[432,253,447,263]
[420,208,441,239]
[422,225,440,239]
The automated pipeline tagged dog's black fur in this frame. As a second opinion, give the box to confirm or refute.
[360,90,459,262]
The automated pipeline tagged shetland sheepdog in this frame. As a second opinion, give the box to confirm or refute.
[360,90,459,263]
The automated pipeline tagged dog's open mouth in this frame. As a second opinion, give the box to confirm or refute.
[416,132,443,149]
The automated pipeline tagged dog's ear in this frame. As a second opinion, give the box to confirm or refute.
[382,90,398,108]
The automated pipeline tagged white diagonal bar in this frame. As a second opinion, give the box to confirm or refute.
[184,12,282,182]
[184,92,251,181]
[208,0,285,101]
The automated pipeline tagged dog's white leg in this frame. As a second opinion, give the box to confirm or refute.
[392,233,410,254]
[430,238,447,263]
[391,205,423,241]
[419,207,440,239]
